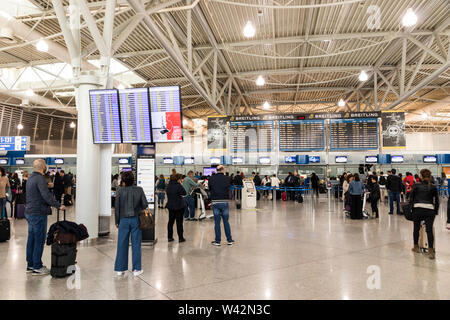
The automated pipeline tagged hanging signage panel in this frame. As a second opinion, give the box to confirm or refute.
[381,111,406,149]
[207,116,229,151]
[0,136,30,151]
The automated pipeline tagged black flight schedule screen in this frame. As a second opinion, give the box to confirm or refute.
[89,89,122,144]
[279,119,325,151]
[118,87,152,143]
[230,120,273,152]
[330,118,378,150]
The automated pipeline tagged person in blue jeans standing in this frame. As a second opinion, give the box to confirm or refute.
[182,171,199,221]
[114,171,148,277]
[24,159,65,275]
[208,166,234,246]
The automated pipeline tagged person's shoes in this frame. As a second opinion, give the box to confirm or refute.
[427,248,436,260]
[388,212,393,215]
[179,238,186,243]
[446,223,450,230]
[116,271,125,276]
[32,266,50,276]
[168,238,174,242]
[191,218,198,221]
[411,245,421,253]
[26,267,34,273]
[227,240,235,246]
[133,270,143,277]
[211,241,221,247]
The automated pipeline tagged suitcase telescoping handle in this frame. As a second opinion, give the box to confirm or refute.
[57,208,66,222]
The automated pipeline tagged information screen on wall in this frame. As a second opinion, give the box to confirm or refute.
[0,136,30,151]
[89,89,122,144]
[229,120,273,152]
[118,87,152,143]
[137,158,155,203]
[149,86,182,142]
[330,118,378,150]
[279,119,325,151]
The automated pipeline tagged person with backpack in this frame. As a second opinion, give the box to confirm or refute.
[410,169,439,260]
[156,174,166,209]
[387,169,403,215]
[182,171,200,221]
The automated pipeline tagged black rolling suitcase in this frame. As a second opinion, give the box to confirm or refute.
[0,216,10,242]
[50,210,77,278]
[63,194,73,206]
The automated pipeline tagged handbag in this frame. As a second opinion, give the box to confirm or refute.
[139,208,154,230]
[401,202,413,221]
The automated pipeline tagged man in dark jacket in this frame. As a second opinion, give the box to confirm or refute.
[25,159,65,275]
[368,176,380,218]
[253,173,262,200]
[165,174,187,243]
[233,171,243,201]
[209,166,234,247]
[387,169,403,215]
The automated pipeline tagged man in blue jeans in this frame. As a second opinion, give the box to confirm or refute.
[386,169,403,215]
[182,171,199,221]
[208,166,234,246]
[25,159,65,275]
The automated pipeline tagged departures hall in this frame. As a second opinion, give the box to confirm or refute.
[0,0,450,307]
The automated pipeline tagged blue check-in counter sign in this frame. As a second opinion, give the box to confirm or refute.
[0,136,30,151]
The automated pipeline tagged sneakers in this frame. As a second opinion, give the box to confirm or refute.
[412,245,421,253]
[26,267,34,273]
[32,266,50,276]
[227,240,235,246]
[179,238,186,243]
[116,271,125,276]
[133,270,143,277]
[211,241,221,247]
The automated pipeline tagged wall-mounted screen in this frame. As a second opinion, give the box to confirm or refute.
[122,167,132,172]
[15,158,25,165]
[309,156,320,163]
[54,158,64,164]
[210,157,221,165]
[163,157,173,164]
[423,155,437,163]
[118,158,129,164]
[285,156,296,163]
[335,156,348,163]
[149,86,183,142]
[232,157,243,164]
[0,158,8,165]
[89,89,122,144]
[118,87,152,143]
[330,118,378,150]
[259,157,271,165]
[365,156,378,163]
[279,119,325,151]
[203,167,217,176]
[391,155,404,163]
[184,157,194,164]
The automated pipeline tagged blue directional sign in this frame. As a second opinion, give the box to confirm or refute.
[0,136,30,151]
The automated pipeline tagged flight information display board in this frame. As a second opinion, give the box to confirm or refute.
[89,89,122,144]
[330,118,378,150]
[229,120,273,152]
[279,119,325,151]
[149,86,182,142]
[118,87,152,143]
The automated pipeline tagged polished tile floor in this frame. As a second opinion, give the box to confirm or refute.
[1,194,449,300]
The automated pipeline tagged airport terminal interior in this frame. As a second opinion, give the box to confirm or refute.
[0,0,450,301]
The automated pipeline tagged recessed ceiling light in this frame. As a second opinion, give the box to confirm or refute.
[421,113,428,119]
[243,21,256,38]
[35,39,48,52]
[25,88,34,97]
[402,8,417,27]
[338,99,345,107]
[117,84,125,90]
[17,123,23,130]
[263,101,270,109]
[70,122,76,128]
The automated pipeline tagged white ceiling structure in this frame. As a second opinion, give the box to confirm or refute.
[0,0,449,133]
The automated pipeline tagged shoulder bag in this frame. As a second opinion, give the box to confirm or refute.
[139,208,154,230]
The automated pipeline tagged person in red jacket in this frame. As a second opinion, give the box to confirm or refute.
[404,172,415,200]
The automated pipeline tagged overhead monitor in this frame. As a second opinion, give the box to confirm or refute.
[184,157,195,164]
[118,158,129,165]
[203,167,217,176]
[232,157,243,164]
[15,158,25,165]
[210,157,221,165]
[118,87,152,143]
[335,156,348,163]
[391,155,404,163]
[365,156,378,163]
[149,86,183,142]
[423,155,437,163]
[54,158,64,164]
[285,156,296,163]
[0,158,8,165]
[163,157,173,164]
[121,167,132,172]
[89,89,122,144]
[309,156,320,163]
[259,156,271,165]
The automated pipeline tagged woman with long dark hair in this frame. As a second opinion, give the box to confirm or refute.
[348,173,364,219]
[310,173,320,197]
[410,169,439,259]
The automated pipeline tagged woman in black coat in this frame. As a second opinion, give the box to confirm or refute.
[311,173,320,197]
[53,172,64,203]
[166,173,187,243]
